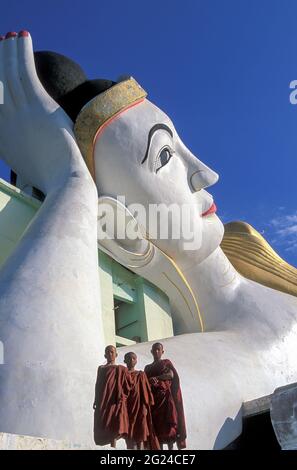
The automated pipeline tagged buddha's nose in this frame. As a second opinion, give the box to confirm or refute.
[179,140,219,191]
[190,165,219,192]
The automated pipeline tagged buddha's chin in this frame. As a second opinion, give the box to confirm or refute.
[194,214,225,264]
[156,215,225,271]
[202,213,225,251]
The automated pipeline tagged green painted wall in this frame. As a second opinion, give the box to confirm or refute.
[141,280,174,340]
[99,250,174,345]
[0,179,41,266]
[97,251,116,346]
[0,178,174,348]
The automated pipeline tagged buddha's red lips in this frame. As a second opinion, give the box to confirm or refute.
[202,202,217,217]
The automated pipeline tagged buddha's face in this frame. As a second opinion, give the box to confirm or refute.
[94,99,224,269]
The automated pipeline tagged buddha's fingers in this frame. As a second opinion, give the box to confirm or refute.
[0,36,5,89]
[3,33,26,107]
[17,31,46,105]
[0,34,13,112]
[0,38,3,115]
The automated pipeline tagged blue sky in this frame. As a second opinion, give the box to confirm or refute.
[0,0,297,266]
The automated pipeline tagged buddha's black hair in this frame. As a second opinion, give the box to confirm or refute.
[34,50,116,121]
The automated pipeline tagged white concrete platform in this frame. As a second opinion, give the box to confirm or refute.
[0,432,93,450]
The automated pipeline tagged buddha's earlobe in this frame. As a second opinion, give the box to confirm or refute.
[97,195,150,261]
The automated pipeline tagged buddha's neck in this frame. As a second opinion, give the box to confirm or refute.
[181,247,242,331]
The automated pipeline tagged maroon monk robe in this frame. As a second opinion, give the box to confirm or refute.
[126,370,160,450]
[93,364,131,446]
[144,359,187,449]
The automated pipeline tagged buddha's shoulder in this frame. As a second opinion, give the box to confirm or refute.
[221,221,297,298]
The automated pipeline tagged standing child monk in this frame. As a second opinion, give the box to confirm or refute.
[123,352,160,450]
[144,343,187,450]
[93,345,131,447]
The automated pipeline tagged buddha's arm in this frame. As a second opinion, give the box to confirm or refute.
[0,32,103,439]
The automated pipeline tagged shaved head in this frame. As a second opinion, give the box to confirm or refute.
[152,342,164,350]
[151,342,164,361]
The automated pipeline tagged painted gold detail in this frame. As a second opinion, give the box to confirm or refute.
[74,78,147,178]
[221,221,297,297]
[158,247,204,332]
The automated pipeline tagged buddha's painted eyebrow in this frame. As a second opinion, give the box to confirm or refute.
[141,123,173,164]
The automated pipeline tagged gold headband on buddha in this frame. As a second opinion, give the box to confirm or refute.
[74,77,147,178]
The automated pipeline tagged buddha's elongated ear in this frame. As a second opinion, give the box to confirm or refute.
[97,196,153,267]
[97,196,205,334]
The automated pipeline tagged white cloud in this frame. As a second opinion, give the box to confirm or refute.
[278,225,297,236]
[286,214,297,224]
[268,211,297,254]
[286,242,297,253]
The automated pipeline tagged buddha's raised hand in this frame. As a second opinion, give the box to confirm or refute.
[0,31,87,194]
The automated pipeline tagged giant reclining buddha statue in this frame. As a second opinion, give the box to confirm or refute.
[0,31,296,449]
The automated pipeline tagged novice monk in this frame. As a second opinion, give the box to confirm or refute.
[93,345,131,447]
[144,343,187,450]
[124,352,160,450]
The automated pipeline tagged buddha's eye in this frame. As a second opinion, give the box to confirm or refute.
[155,146,174,173]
